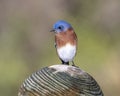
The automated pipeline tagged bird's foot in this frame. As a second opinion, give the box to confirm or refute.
[71,61,79,67]
[72,61,75,66]
[62,62,69,65]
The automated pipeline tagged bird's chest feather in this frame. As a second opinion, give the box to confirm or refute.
[57,43,76,61]
[55,31,77,48]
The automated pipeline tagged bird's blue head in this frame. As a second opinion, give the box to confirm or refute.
[50,20,73,33]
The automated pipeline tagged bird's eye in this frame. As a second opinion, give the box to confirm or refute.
[58,26,62,29]
[58,25,63,30]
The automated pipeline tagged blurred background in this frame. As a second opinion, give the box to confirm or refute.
[0,0,120,96]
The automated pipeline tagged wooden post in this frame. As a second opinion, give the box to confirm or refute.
[18,64,104,96]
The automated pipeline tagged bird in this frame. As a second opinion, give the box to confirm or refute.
[50,20,77,66]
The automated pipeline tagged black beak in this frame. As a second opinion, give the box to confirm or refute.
[50,29,56,32]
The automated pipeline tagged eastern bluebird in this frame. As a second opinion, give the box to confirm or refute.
[50,20,77,66]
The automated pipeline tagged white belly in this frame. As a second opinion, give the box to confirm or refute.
[57,43,76,62]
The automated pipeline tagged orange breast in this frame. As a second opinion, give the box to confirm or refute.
[55,29,77,48]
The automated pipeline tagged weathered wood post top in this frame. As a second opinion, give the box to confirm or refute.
[18,64,104,96]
